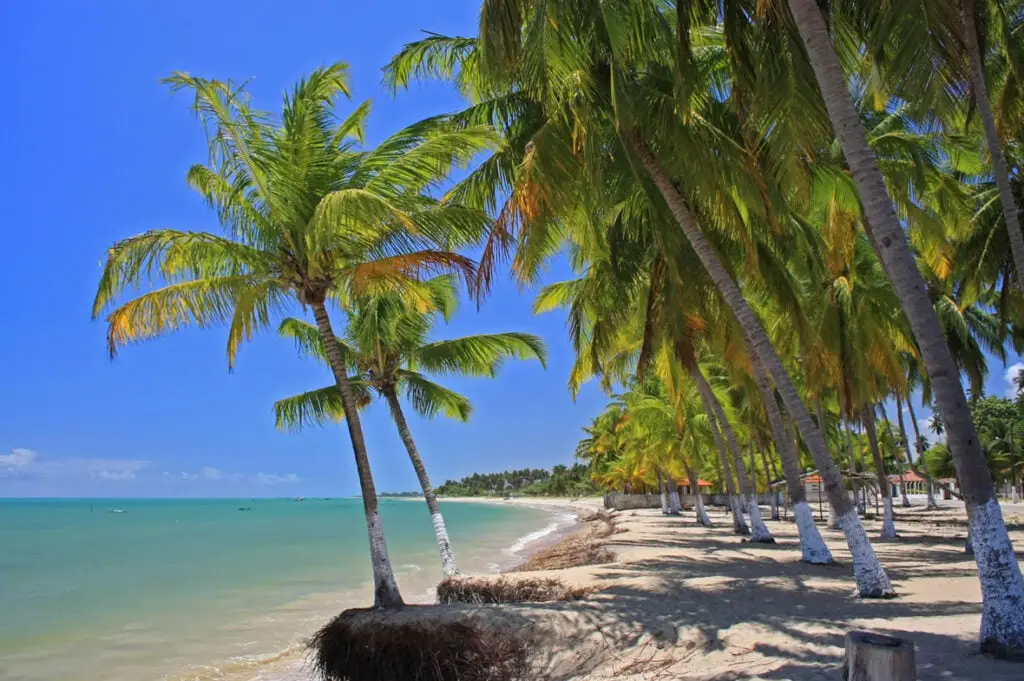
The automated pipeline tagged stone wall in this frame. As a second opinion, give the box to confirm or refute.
[603,492,708,510]
[708,493,778,506]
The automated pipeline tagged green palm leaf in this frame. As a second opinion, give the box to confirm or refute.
[413,332,547,377]
[273,381,372,431]
[398,371,473,420]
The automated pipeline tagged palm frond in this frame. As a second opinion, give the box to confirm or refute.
[273,382,372,431]
[399,371,473,420]
[413,332,547,376]
[104,275,268,357]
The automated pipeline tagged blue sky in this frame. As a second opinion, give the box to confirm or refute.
[0,0,611,497]
[0,1,1020,497]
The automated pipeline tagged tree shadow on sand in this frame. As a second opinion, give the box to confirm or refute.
[515,518,1023,681]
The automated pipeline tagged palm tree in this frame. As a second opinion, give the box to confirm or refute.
[393,12,872,582]
[896,393,940,509]
[787,0,1024,650]
[273,275,546,577]
[958,0,1024,293]
[752,358,834,562]
[92,65,495,608]
[862,408,898,539]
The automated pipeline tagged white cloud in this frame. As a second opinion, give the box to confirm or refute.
[0,449,149,481]
[1005,363,1024,398]
[252,472,300,484]
[0,448,37,471]
[197,467,225,480]
[165,467,300,485]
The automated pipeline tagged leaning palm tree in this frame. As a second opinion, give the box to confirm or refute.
[475,4,891,594]
[786,0,1024,652]
[960,0,1024,293]
[91,65,495,608]
[274,275,546,578]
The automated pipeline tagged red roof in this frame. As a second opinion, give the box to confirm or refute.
[802,473,824,484]
[697,479,713,487]
[888,470,925,483]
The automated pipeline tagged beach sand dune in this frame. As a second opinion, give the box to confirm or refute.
[448,500,1023,681]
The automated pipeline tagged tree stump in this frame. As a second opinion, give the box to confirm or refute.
[844,631,915,681]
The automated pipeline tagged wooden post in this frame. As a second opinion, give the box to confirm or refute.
[844,631,915,681]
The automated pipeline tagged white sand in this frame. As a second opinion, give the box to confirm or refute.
[456,499,1024,680]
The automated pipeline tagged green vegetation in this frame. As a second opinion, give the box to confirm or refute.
[436,465,598,497]
[273,274,545,576]
[922,396,1024,497]
[95,0,1024,656]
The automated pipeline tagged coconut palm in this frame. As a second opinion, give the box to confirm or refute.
[274,275,546,577]
[844,0,1024,292]
[786,0,1024,649]
[392,12,859,573]
[960,0,1024,293]
[91,65,496,608]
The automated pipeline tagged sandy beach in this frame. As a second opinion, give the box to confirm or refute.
[440,497,1024,681]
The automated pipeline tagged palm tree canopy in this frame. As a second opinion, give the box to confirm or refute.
[274,276,546,429]
[93,63,497,367]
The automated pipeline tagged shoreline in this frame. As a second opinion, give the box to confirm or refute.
[441,496,604,572]
[0,497,580,681]
[220,497,594,680]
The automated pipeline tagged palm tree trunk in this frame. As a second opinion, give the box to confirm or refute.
[709,411,748,535]
[749,439,759,494]
[863,408,898,539]
[757,439,781,521]
[881,406,912,507]
[683,459,713,526]
[788,0,1024,637]
[752,359,832,559]
[906,397,942,509]
[382,387,459,577]
[896,395,921,504]
[815,399,841,528]
[687,358,769,539]
[666,473,683,515]
[845,420,865,515]
[657,469,669,514]
[631,136,886,592]
[963,0,1024,293]
[311,302,403,608]
[712,399,775,543]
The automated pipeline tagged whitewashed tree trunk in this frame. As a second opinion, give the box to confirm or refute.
[828,504,840,530]
[384,388,459,577]
[906,398,941,509]
[657,469,669,514]
[715,426,749,535]
[845,421,866,516]
[752,358,832,561]
[795,501,833,563]
[863,409,898,540]
[631,135,885,592]
[692,366,774,543]
[666,474,682,515]
[788,0,1024,613]
[312,302,403,608]
[881,408,912,508]
[695,492,713,526]
[688,361,756,537]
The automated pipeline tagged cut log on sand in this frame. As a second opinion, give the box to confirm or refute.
[844,631,915,681]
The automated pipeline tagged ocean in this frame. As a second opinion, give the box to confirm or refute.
[0,497,575,681]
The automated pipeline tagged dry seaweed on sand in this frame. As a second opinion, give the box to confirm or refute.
[511,512,618,572]
[437,576,590,604]
[309,606,529,681]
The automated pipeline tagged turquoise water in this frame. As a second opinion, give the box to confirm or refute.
[0,498,571,681]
